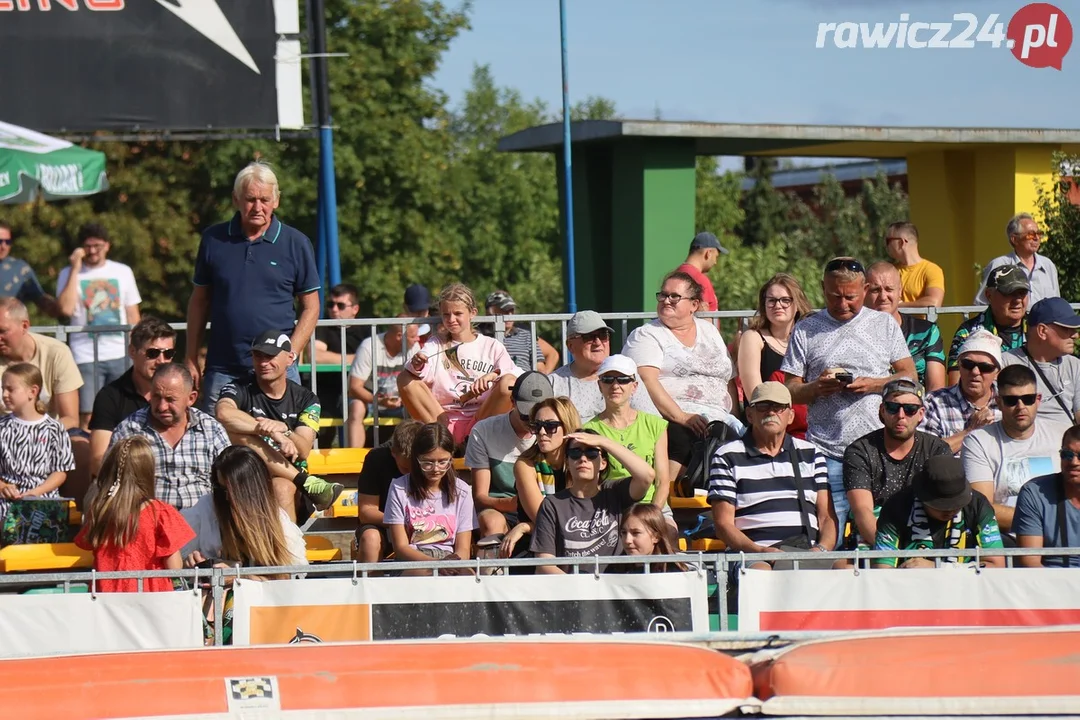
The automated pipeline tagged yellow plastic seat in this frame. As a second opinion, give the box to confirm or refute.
[669,496,710,510]
[317,417,402,428]
[304,535,342,563]
[677,537,688,552]
[0,543,93,572]
[324,489,359,518]
[689,538,727,552]
[305,448,370,477]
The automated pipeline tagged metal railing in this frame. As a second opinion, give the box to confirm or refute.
[31,303,1021,446]
[3,546,1078,644]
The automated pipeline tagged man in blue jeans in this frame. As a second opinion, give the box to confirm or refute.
[184,162,320,413]
[782,258,916,547]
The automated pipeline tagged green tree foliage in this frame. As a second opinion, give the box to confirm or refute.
[1036,152,1080,303]
[706,166,909,315]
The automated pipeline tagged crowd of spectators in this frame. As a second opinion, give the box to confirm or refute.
[2,160,1079,586]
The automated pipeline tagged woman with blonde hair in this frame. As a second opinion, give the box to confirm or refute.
[736,273,812,438]
[76,436,194,592]
[183,445,306,574]
[398,283,521,449]
[500,397,582,557]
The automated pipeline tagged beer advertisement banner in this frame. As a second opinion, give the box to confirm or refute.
[0,0,303,131]
[0,590,204,658]
[739,566,1080,632]
[231,572,710,645]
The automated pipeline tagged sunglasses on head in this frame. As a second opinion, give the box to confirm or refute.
[1000,393,1038,407]
[566,447,602,461]
[599,375,634,385]
[144,348,176,360]
[824,258,865,274]
[883,400,922,417]
[530,420,563,435]
[959,358,997,374]
[1060,450,1080,463]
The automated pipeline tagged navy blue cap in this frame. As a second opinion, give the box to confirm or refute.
[690,232,729,254]
[1029,297,1080,328]
[403,284,431,313]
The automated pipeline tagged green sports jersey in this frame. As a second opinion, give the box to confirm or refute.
[585,411,668,503]
[900,314,945,385]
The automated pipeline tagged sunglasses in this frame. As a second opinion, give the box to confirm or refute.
[824,258,865,274]
[144,348,176,360]
[0,238,12,247]
[883,401,922,417]
[599,375,634,385]
[1000,393,1038,407]
[959,358,997,374]
[418,458,452,471]
[566,447,602,461]
[1060,450,1080,463]
[530,420,563,435]
[326,301,354,311]
[573,330,610,344]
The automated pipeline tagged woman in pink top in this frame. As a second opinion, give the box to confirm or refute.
[398,283,520,448]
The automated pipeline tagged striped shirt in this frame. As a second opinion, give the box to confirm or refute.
[110,407,230,510]
[707,433,828,547]
[922,384,1001,456]
[499,326,543,372]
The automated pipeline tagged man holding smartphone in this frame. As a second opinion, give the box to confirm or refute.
[782,257,917,547]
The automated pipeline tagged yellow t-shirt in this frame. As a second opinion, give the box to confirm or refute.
[0,332,84,416]
[897,259,945,303]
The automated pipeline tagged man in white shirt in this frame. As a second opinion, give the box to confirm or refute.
[782,257,916,546]
[974,213,1059,306]
[962,364,1064,535]
[57,222,141,431]
[347,317,418,447]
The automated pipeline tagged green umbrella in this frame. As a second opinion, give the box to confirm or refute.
[0,121,108,204]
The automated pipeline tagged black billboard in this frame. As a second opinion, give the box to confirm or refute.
[0,0,303,132]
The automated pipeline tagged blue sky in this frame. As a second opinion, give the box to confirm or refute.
[433,0,1080,130]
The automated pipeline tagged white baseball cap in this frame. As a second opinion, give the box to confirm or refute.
[957,329,1004,369]
[597,354,637,378]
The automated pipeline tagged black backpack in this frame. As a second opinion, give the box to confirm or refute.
[675,421,741,497]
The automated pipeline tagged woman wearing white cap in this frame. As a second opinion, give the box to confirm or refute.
[584,355,675,529]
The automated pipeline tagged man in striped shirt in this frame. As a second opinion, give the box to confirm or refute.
[708,382,835,568]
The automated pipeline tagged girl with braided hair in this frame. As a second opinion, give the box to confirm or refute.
[76,435,194,592]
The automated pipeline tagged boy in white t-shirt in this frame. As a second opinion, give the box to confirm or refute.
[398,283,521,448]
[56,223,141,430]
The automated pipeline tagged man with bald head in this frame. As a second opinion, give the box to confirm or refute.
[110,363,230,509]
[865,261,946,393]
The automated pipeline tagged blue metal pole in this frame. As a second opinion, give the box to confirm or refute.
[559,0,577,314]
[320,127,341,288]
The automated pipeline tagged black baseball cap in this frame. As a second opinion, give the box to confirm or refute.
[690,231,729,255]
[915,456,972,513]
[404,284,431,313]
[251,330,293,356]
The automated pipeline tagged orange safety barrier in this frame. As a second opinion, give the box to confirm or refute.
[752,628,1080,716]
[0,640,755,718]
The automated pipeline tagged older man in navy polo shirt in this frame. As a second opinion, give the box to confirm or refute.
[185,162,321,413]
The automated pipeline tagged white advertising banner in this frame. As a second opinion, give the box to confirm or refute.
[233,571,710,645]
[739,566,1080,632]
[0,591,204,659]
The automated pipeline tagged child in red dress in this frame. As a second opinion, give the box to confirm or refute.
[75,436,195,592]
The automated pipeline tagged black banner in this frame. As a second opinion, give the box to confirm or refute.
[372,598,694,641]
[0,0,288,131]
